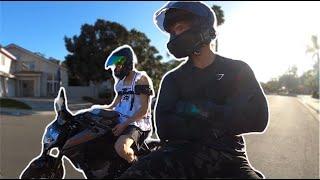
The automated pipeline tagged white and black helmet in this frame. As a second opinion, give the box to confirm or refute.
[154,1,217,58]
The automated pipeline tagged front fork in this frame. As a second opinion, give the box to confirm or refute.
[40,147,64,179]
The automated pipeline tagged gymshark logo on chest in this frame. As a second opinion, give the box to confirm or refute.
[216,73,224,80]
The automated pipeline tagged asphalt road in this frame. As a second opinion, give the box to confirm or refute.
[0,110,86,179]
[0,95,319,179]
[244,95,319,179]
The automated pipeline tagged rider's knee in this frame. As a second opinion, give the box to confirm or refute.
[115,142,125,155]
[114,137,132,156]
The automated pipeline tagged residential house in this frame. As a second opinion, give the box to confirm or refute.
[0,43,68,97]
[0,47,17,97]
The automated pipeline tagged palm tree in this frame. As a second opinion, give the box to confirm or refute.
[211,5,225,52]
[306,35,319,61]
[306,35,320,98]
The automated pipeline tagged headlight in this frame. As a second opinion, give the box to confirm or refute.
[43,127,60,145]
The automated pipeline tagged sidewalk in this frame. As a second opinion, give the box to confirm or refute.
[297,95,319,114]
[0,97,93,116]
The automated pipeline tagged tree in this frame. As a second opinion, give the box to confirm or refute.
[261,78,281,94]
[64,19,167,96]
[306,35,319,98]
[306,35,320,63]
[278,66,300,94]
[211,5,225,52]
[299,70,315,94]
[127,29,163,93]
[64,19,129,86]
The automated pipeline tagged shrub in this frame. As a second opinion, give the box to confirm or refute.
[0,98,32,109]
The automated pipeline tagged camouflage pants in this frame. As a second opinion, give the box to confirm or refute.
[118,142,263,179]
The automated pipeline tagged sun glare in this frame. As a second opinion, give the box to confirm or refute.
[217,1,320,82]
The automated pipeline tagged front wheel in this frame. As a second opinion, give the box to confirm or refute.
[20,156,64,179]
[21,166,64,179]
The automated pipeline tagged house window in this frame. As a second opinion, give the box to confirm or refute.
[22,61,35,71]
[47,73,53,81]
[47,82,52,93]
[26,62,35,70]
[47,82,59,94]
[1,56,5,65]
[29,62,35,70]
[54,82,59,92]
[47,73,59,95]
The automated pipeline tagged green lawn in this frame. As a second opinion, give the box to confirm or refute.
[0,98,32,110]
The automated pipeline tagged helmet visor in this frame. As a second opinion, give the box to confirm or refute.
[154,1,210,33]
[105,55,126,69]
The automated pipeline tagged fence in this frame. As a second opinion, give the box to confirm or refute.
[64,86,98,100]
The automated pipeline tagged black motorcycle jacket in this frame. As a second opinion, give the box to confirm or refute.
[155,54,269,154]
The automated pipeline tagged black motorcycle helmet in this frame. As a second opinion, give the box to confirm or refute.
[154,1,217,59]
[105,45,135,80]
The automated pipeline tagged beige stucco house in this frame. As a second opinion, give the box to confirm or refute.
[0,47,17,97]
[0,43,68,97]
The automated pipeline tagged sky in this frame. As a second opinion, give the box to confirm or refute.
[1,1,319,82]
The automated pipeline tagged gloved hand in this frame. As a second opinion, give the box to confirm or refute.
[175,100,226,140]
[175,100,216,120]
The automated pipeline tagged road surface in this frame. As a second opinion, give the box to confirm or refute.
[245,95,319,179]
[0,95,319,178]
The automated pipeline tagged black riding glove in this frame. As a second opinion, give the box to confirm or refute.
[175,100,225,139]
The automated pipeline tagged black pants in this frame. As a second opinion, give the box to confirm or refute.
[118,142,263,179]
[120,125,150,151]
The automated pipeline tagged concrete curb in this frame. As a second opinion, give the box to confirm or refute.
[297,96,319,114]
[297,97,319,122]
[306,103,319,114]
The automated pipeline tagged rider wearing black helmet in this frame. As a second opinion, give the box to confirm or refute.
[119,1,269,178]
